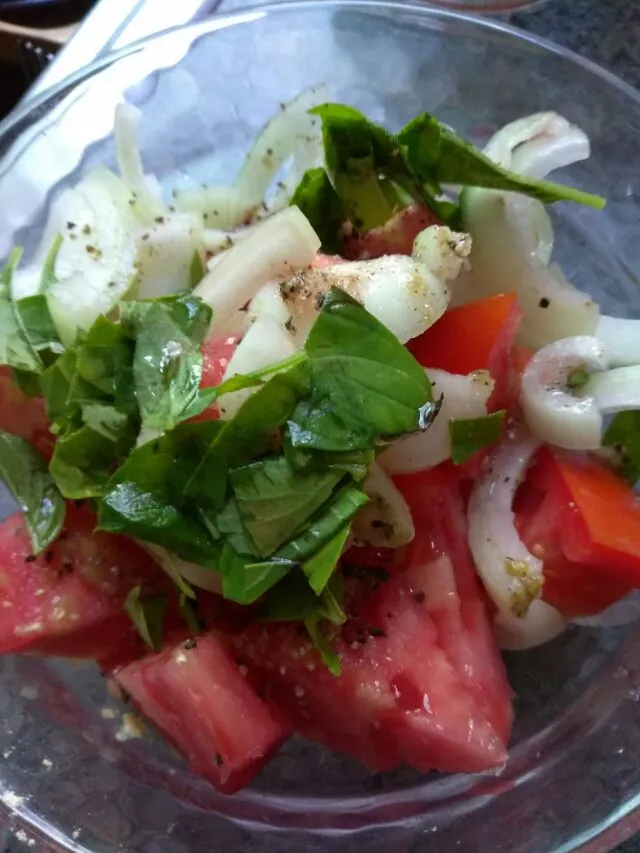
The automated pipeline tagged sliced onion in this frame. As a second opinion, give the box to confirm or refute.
[585,366,640,414]
[219,314,298,419]
[459,112,599,349]
[351,462,415,549]
[244,282,291,332]
[380,369,493,474]
[173,185,255,230]
[596,315,640,368]
[467,422,566,649]
[520,336,608,450]
[134,213,204,298]
[195,206,320,339]
[411,226,472,283]
[114,103,165,221]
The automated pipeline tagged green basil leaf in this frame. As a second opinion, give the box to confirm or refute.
[300,523,352,595]
[290,167,345,253]
[449,410,506,465]
[98,428,220,565]
[1,247,23,292]
[0,430,65,554]
[217,497,258,556]
[11,369,41,398]
[132,303,204,431]
[50,403,136,499]
[40,234,63,292]
[189,251,206,289]
[179,592,202,634]
[219,543,293,604]
[567,367,590,391]
[75,316,133,397]
[13,294,63,363]
[283,434,374,481]
[139,541,198,599]
[260,570,345,624]
[277,483,367,566]
[289,288,431,451]
[124,585,168,652]
[0,297,41,373]
[310,104,406,233]
[305,618,341,676]
[397,114,605,209]
[230,456,345,557]
[603,411,640,485]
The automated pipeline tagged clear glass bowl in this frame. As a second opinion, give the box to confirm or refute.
[1,2,640,850]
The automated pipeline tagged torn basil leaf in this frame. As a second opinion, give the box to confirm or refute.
[290,167,345,254]
[449,410,506,465]
[124,585,168,652]
[603,411,640,485]
[0,430,65,554]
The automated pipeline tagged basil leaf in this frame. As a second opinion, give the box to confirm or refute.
[11,369,41,398]
[603,411,640,485]
[230,456,345,557]
[50,403,136,499]
[449,410,506,465]
[98,428,219,565]
[301,523,352,595]
[397,114,605,210]
[289,288,431,451]
[75,316,133,398]
[219,543,293,604]
[40,234,63,292]
[568,367,590,391]
[217,497,259,556]
[305,618,341,676]
[0,297,41,373]
[310,104,405,233]
[177,363,310,507]
[179,592,202,634]
[139,541,198,599]
[0,430,65,554]
[290,168,345,253]
[189,251,205,289]
[283,434,374,481]
[13,295,64,362]
[124,585,168,652]
[261,571,346,625]
[277,483,367,566]
[132,303,204,431]
[1,247,23,292]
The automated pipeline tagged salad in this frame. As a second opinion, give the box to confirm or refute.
[0,87,639,794]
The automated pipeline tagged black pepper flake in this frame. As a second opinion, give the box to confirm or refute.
[155,216,165,224]
[539,297,550,309]
[61,559,73,573]
[413,590,426,604]
[24,554,37,563]
[141,233,150,241]
[214,753,224,766]
[266,147,273,156]
[371,519,384,529]
[368,627,387,638]
[82,224,91,235]
[45,550,54,563]
[314,293,325,311]
[66,221,76,230]
[183,638,197,650]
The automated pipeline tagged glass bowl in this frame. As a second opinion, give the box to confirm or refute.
[1,2,640,850]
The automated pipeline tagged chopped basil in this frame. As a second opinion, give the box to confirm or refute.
[449,410,506,465]
[603,411,640,485]
[0,431,65,554]
[290,167,345,253]
[568,367,590,391]
[124,585,168,652]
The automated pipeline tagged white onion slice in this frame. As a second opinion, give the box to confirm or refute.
[596,315,640,368]
[380,368,493,474]
[219,314,298,419]
[244,282,291,332]
[134,213,204,298]
[459,112,599,349]
[520,336,608,450]
[195,206,320,338]
[467,422,566,649]
[114,103,165,221]
[351,462,415,549]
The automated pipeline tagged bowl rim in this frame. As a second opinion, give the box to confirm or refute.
[2,2,640,850]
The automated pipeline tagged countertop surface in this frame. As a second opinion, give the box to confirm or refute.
[1,0,639,851]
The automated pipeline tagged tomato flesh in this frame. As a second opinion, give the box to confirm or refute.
[0,367,53,459]
[0,503,167,658]
[115,632,290,793]
[342,204,441,260]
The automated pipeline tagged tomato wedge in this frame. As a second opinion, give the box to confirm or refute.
[0,367,53,459]
[0,503,167,658]
[407,293,522,410]
[115,632,290,793]
[513,448,636,616]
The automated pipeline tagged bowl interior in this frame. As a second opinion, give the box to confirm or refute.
[1,4,640,851]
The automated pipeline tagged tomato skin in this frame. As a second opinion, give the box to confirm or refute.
[342,204,441,260]
[0,503,168,658]
[407,293,522,411]
[115,632,290,793]
[514,448,635,616]
[189,336,239,423]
